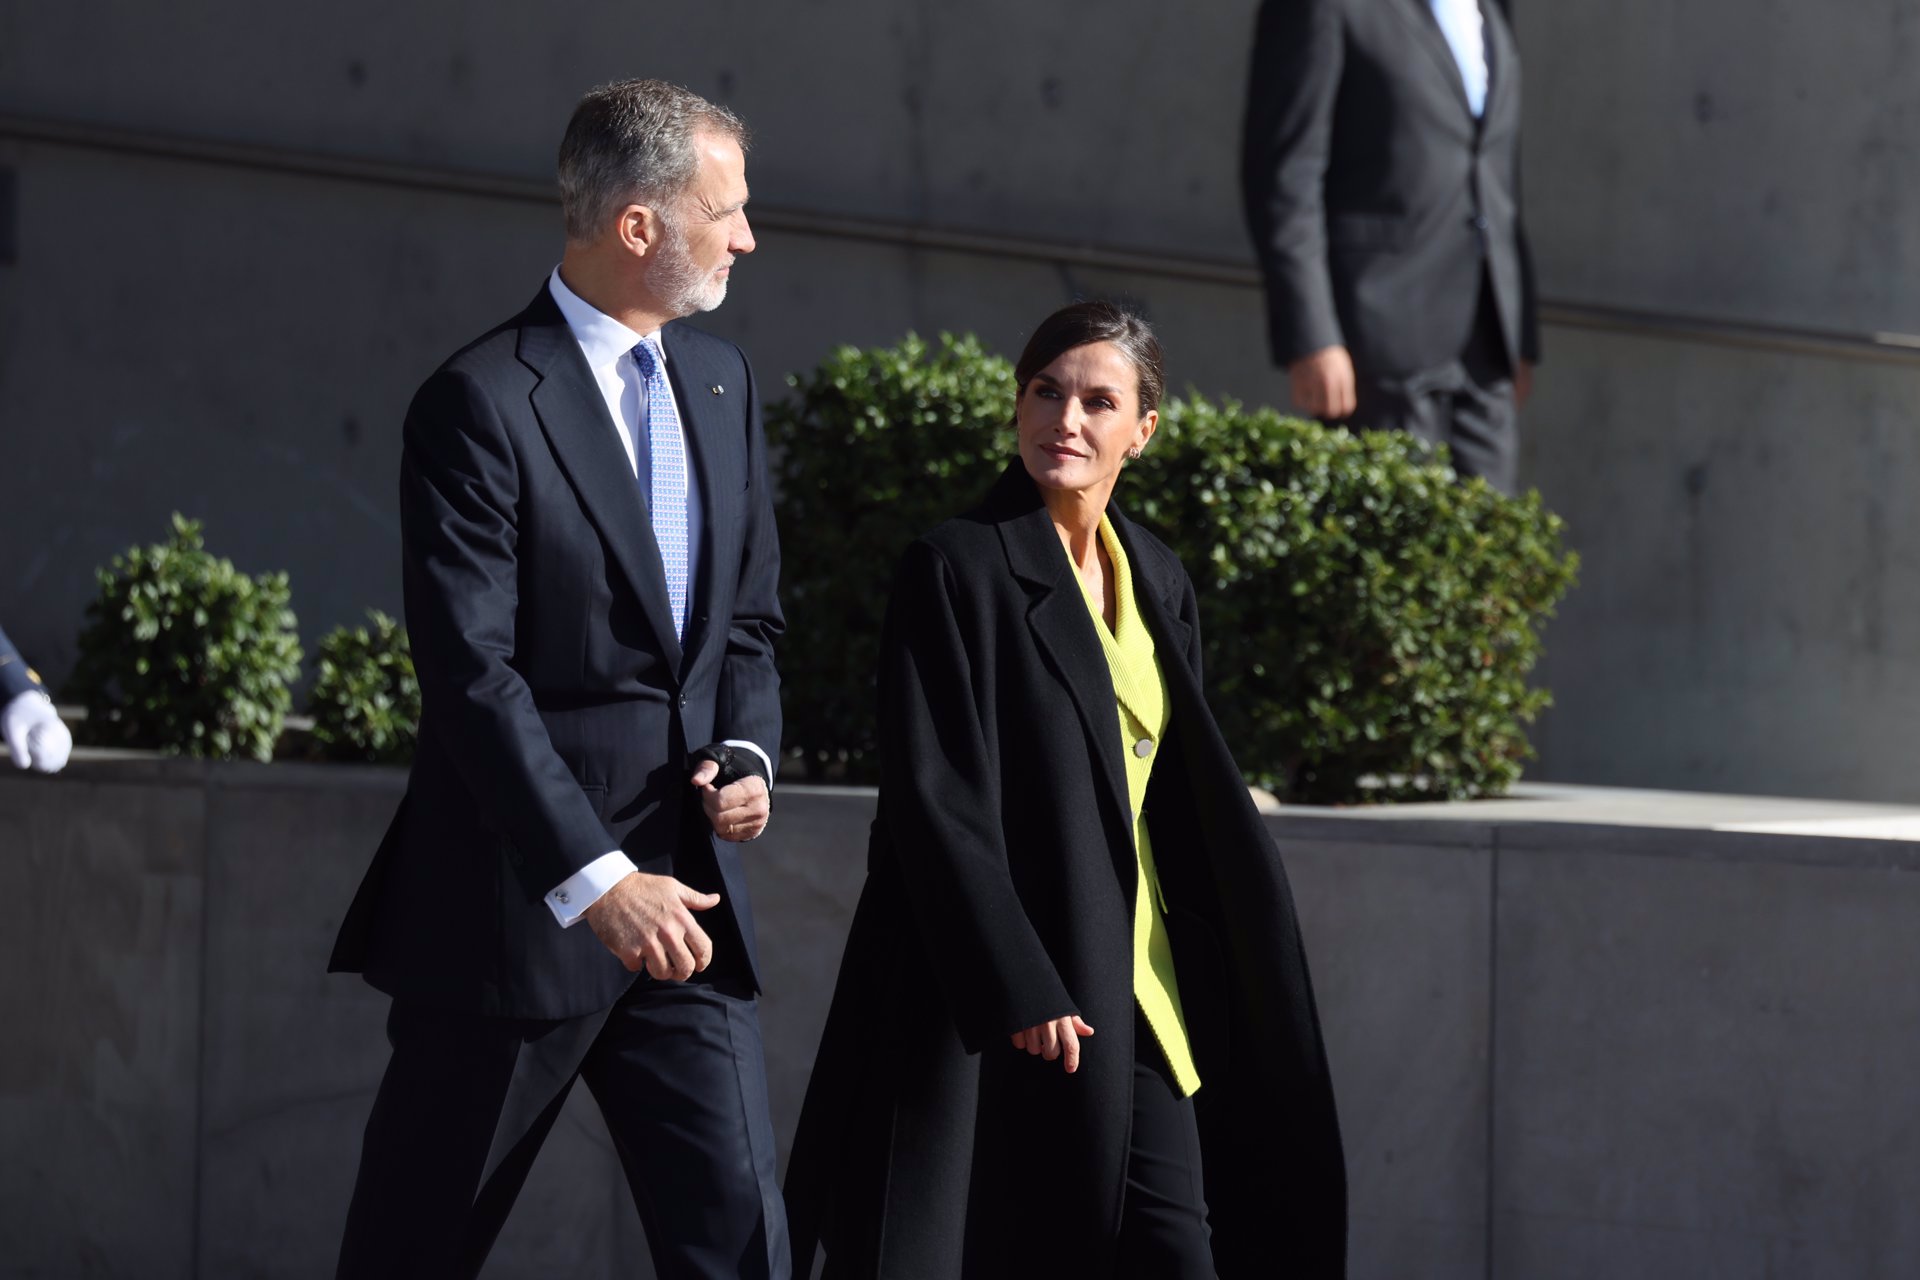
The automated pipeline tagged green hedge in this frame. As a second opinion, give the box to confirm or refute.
[769,332,1578,803]
[767,333,1017,779]
[309,610,419,765]
[67,515,303,761]
[1128,394,1578,801]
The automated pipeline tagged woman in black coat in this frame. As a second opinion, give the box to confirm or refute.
[786,303,1345,1279]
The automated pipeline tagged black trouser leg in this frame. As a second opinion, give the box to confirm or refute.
[335,1000,591,1280]
[584,972,790,1280]
[1116,1011,1216,1280]
[1349,278,1518,495]
[1448,280,1519,495]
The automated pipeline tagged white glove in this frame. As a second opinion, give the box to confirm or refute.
[3,691,72,773]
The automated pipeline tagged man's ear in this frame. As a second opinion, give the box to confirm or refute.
[616,204,664,258]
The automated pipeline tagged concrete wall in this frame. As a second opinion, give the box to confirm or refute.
[6,762,1920,1277]
[3,2,1919,801]
[1516,0,1920,800]
[0,759,877,1280]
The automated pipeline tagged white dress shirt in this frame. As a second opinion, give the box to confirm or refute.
[540,267,772,927]
[1430,0,1489,118]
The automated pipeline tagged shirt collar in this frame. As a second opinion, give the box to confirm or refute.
[547,265,661,368]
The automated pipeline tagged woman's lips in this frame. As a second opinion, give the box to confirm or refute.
[1041,444,1083,460]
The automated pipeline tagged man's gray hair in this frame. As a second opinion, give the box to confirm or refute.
[557,79,749,243]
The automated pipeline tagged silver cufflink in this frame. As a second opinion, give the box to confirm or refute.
[554,891,570,904]
[710,384,725,395]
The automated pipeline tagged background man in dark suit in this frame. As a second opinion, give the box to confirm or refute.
[329,79,788,1278]
[1242,0,1540,493]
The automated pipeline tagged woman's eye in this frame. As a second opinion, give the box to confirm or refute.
[1088,398,1114,411]
[1036,387,1061,400]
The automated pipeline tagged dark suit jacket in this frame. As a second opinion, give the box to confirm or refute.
[1242,0,1540,377]
[329,283,784,1020]
[785,463,1345,1278]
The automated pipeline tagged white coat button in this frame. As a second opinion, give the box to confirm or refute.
[1134,738,1153,758]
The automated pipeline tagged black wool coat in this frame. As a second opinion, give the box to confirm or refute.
[786,463,1346,1278]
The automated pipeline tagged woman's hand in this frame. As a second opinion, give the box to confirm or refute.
[1011,1015,1096,1073]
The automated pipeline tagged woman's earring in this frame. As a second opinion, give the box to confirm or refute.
[1127,447,1143,460]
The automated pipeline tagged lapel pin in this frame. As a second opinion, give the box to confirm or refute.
[710,384,725,395]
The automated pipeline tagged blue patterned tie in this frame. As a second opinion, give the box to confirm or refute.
[632,339,688,641]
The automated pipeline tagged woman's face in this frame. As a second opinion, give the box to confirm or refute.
[1015,341,1158,499]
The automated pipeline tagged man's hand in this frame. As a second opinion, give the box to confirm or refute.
[1515,359,1535,411]
[1288,344,1357,421]
[1011,1015,1096,1074]
[584,871,720,980]
[3,692,72,774]
[693,759,769,843]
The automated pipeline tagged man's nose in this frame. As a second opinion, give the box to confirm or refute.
[733,213,756,256]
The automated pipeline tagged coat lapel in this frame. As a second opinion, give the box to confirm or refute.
[517,286,684,671]
[989,466,1133,861]
[1106,509,1193,681]
[1106,508,1210,762]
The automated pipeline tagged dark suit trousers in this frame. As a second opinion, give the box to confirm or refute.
[1348,276,1519,495]
[336,961,788,1280]
[1115,1009,1216,1280]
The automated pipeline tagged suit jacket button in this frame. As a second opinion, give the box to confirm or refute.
[1134,738,1153,758]
[677,693,688,709]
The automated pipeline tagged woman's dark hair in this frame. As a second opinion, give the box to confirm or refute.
[1014,301,1166,415]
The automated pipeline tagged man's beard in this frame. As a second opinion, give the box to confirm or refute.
[649,220,728,316]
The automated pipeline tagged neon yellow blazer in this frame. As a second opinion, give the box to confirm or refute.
[1069,515,1201,1097]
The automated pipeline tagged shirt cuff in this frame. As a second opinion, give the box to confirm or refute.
[720,739,774,789]
[546,850,638,927]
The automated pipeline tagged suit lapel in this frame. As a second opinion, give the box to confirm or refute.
[1400,0,1477,122]
[991,469,1133,866]
[661,324,742,672]
[517,287,684,671]
[1480,0,1516,125]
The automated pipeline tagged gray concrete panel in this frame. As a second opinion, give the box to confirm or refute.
[1523,0,1920,334]
[1521,326,1920,802]
[1277,830,1494,1280]
[0,141,553,690]
[0,2,1260,253]
[0,774,206,1278]
[197,773,389,1276]
[1491,838,1920,1279]
[737,787,875,1173]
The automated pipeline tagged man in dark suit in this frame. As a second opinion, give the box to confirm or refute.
[330,79,787,1278]
[1242,0,1540,493]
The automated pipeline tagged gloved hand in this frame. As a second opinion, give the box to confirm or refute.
[3,691,73,773]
